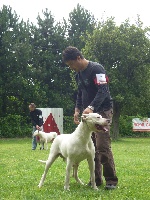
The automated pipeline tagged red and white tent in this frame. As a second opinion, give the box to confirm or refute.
[38,108,63,135]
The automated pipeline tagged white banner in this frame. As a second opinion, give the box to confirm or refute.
[132,118,150,132]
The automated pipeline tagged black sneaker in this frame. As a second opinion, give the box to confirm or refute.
[105,184,116,190]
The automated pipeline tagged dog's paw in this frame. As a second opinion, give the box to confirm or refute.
[93,186,99,190]
[38,183,42,188]
[64,186,70,191]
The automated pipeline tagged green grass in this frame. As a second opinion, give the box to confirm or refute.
[0,138,150,200]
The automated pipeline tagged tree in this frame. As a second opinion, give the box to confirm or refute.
[67,4,97,107]
[83,17,150,139]
[67,3,96,50]
[0,5,47,117]
[30,9,74,115]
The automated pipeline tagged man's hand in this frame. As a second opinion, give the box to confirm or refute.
[74,112,80,124]
[83,107,93,114]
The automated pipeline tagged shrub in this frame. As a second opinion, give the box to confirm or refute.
[0,115,32,138]
[63,116,77,134]
[1,114,150,138]
[119,115,150,137]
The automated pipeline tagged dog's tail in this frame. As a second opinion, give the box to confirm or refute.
[38,160,47,163]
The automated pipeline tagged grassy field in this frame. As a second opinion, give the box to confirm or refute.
[0,137,149,200]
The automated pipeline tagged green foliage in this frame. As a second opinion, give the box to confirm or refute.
[0,115,32,138]
[63,116,77,134]
[70,70,78,91]
[0,114,77,138]
[83,18,150,114]
[1,5,150,140]
[68,3,96,49]
[119,115,150,137]
[30,9,74,115]
[0,5,74,118]
[0,5,47,117]
[0,138,150,199]
[83,17,150,138]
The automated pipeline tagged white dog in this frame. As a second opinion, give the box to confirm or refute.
[33,130,57,150]
[38,113,110,190]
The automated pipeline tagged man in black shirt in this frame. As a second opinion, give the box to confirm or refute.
[62,46,118,190]
[29,103,43,150]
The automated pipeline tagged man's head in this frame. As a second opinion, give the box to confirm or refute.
[29,103,36,111]
[62,46,88,72]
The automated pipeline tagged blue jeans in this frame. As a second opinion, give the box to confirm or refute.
[32,126,37,150]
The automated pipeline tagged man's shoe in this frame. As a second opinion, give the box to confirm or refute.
[96,182,103,186]
[105,184,116,190]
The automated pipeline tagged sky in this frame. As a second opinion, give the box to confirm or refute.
[0,0,149,27]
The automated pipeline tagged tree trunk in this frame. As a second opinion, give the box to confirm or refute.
[112,101,121,140]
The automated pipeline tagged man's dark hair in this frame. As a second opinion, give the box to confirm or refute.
[62,46,84,63]
[29,103,36,108]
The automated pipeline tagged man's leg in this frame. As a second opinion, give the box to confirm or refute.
[91,133,103,186]
[95,109,118,188]
[96,132,118,188]
[32,126,37,150]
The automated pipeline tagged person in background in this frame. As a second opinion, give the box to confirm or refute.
[29,103,43,150]
[62,46,118,190]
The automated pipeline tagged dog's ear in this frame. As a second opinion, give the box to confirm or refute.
[81,114,89,122]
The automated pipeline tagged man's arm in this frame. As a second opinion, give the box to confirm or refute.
[74,89,82,124]
[89,65,109,111]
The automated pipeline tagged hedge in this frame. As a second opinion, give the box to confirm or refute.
[63,116,77,134]
[0,115,77,138]
[119,115,150,137]
[0,114,150,138]
[0,115,32,138]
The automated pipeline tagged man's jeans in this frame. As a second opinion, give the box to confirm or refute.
[32,126,37,150]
